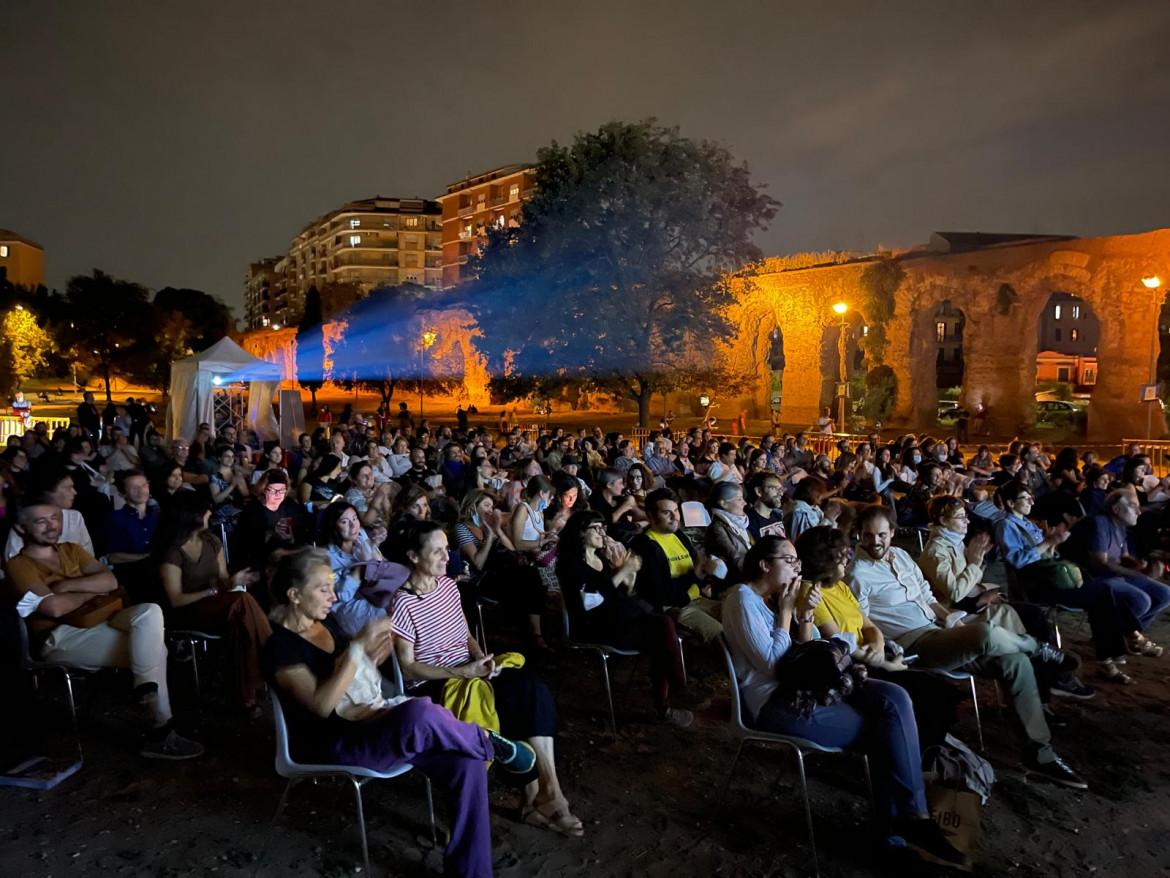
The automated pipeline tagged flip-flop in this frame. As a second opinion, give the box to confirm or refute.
[522,800,584,837]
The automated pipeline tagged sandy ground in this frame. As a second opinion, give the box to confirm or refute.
[3,547,1170,878]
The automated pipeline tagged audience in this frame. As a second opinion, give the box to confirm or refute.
[11,399,1170,874]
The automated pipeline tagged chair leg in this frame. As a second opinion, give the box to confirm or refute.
[424,777,437,847]
[716,740,745,809]
[189,641,202,697]
[599,652,617,740]
[677,636,688,686]
[862,754,875,820]
[794,748,819,878]
[352,777,371,877]
[969,676,984,752]
[476,602,488,652]
[61,670,83,763]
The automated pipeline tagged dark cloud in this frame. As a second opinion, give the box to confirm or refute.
[2,1,1167,315]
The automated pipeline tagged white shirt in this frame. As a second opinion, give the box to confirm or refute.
[388,453,412,478]
[846,545,937,640]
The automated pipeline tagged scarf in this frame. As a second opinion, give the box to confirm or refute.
[713,509,752,549]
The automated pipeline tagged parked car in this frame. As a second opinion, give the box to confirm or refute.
[1036,399,1084,426]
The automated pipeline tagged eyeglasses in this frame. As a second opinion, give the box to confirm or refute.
[586,523,606,533]
[768,554,800,565]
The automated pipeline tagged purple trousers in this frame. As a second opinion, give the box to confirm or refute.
[328,698,493,878]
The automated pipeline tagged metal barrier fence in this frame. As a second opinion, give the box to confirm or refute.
[1122,439,1170,476]
[0,416,70,442]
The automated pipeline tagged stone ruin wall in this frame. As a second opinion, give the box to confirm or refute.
[722,228,1170,440]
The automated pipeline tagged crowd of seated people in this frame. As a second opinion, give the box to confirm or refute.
[7,404,1170,873]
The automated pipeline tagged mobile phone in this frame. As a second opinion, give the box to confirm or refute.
[901,654,919,665]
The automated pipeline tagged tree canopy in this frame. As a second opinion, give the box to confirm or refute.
[295,286,326,407]
[153,286,233,351]
[470,119,779,424]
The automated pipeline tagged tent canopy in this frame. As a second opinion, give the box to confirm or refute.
[166,337,283,442]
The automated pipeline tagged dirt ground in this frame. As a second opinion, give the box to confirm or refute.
[3,548,1170,878]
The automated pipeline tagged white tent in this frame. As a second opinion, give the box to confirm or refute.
[165,337,284,442]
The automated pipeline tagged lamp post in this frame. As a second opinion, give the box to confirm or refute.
[419,329,437,418]
[832,302,848,434]
[1144,276,1163,439]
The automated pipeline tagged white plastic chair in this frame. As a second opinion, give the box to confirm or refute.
[269,687,436,876]
[716,636,873,878]
[680,501,711,528]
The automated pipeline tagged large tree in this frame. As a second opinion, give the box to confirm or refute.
[471,119,779,425]
[153,287,233,350]
[57,270,156,401]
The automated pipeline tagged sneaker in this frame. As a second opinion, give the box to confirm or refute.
[1034,644,1081,673]
[1023,754,1088,790]
[1050,675,1095,700]
[140,729,204,761]
[486,730,536,774]
[897,817,970,867]
[659,707,694,728]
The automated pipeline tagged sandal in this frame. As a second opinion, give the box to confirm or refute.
[1126,634,1164,658]
[522,798,584,837]
[1101,660,1135,685]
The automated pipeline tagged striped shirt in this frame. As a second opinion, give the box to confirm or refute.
[390,575,471,681]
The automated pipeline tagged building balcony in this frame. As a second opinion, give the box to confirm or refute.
[522,188,535,198]
[458,205,474,217]
[489,196,506,207]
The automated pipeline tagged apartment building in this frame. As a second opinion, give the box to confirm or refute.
[0,229,45,289]
[244,197,442,329]
[436,165,535,287]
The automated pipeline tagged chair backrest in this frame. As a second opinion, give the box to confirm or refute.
[681,501,712,528]
[717,635,750,734]
[560,599,575,645]
[270,687,297,775]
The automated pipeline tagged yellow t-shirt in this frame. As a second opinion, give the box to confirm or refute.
[646,530,699,600]
[800,579,865,639]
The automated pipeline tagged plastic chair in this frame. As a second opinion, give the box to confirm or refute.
[269,687,436,876]
[716,636,873,878]
[680,501,711,528]
[923,667,984,752]
[13,609,102,762]
[560,598,639,740]
[167,630,222,697]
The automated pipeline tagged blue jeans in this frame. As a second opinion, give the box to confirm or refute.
[1095,575,1170,634]
[755,678,927,833]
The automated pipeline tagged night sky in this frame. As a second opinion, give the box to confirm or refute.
[3,1,1169,318]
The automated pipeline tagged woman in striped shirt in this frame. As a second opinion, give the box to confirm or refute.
[390,519,583,837]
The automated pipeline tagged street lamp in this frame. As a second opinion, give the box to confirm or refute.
[1144,277,1163,439]
[833,302,848,433]
[419,329,437,418]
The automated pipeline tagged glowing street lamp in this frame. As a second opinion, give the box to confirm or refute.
[1144,276,1164,438]
[419,330,437,418]
[832,303,849,432]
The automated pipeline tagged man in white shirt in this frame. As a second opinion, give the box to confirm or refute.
[847,505,1086,790]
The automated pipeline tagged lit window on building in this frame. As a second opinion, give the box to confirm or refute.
[1054,304,1062,320]
[1072,305,1081,319]
[1071,328,1079,341]
[936,322,946,342]
[862,325,869,336]
[404,217,419,227]
[349,235,361,246]
[0,245,7,257]
[350,219,361,229]
[510,183,520,199]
